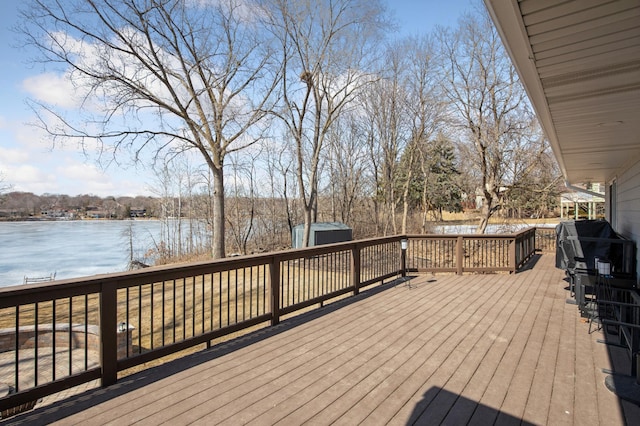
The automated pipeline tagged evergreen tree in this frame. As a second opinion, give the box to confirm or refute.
[422,134,463,221]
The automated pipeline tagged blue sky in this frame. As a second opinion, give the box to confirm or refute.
[0,0,474,197]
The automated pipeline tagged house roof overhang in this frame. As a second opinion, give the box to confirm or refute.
[483,0,640,185]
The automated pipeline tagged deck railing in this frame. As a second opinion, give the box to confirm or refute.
[534,226,557,253]
[406,227,538,274]
[0,228,542,415]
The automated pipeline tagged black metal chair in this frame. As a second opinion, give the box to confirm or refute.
[589,259,616,333]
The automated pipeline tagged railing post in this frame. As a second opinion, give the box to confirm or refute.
[270,256,281,326]
[509,238,517,273]
[100,281,118,387]
[456,236,464,275]
[351,243,361,295]
[531,229,536,255]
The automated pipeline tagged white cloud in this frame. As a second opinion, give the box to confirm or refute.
[76,179,117,196]
[22,73,79,109]
[55,160,151,197]
[58,162,105,181]
[188,0,263,24]
[12,110,106,158]
[0,147,29,163]
[0,126,151,196]
[6,164,58,192]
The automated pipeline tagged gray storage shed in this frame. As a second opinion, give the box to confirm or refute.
[292,222,352,248]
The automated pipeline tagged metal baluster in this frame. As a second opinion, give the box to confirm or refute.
[171,280,178,343]
[192,276,196,337]
[15,305,20,391]
[84,295,89,368]
[52,299,56,381]
[68,297,72,375]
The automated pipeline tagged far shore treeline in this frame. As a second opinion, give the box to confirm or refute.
[0,192,159,221]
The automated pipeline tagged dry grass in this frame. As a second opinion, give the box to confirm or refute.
[0,295,101,330]
[438,210,560,225]
[1,260,356,379]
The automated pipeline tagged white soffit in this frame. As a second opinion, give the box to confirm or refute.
[484,0,640,185]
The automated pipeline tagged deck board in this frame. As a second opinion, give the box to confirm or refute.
[7,254,640,425]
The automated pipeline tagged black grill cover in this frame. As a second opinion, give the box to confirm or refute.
[555,220,621,271]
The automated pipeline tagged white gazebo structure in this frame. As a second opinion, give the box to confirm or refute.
[560,184,605,220]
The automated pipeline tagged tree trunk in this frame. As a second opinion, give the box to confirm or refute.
[211,166,226,258]
[401,168,413,234]
[302,207,312,247]
[477,194,492,234]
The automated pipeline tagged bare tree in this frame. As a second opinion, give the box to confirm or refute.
[324,112,368,225]
[264,0,389,247]
[225,150,258,255]
[262,135,299,248]
[502,132,562,219]
[20,0,281,258]
[437,10,539,233]
[0,172,11,199]
[362,43,410,236]
[151,159,185,261]
[400,35,442,233]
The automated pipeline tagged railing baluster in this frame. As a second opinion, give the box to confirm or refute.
[299,257,304,305]
[150,282,154,349]
[212,273,216,330]
[125,288,130,358]
[234,269,238,324]
[14,306,19,392]
[293,258,297,306]
[138,285,142,354]
[192,276,196,337]
[219,272,223,329]
[242,268,246,321]
[52,299,56,382]
[182,278,187,340]
[171,279,175,343]
[161,280,166,347]
[84,295,89,368]
[249,267,253,319]
[33,303,38,388]
[262,264,267,315]
[330,252,334,293]
[201,274,205,334]
[68,297,72,375]
[228,271,233,324]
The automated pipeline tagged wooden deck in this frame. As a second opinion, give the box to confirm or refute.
[5,254,640,425]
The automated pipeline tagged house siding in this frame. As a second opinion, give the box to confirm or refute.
[610,158,640,281]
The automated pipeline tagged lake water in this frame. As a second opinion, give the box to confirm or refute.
[0,220,164,288]
[0,220,556,288]
[434,223,557,234]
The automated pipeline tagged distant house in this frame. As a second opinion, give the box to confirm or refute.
[474,187,508,210]
[86,211,107,219]
[129,208,147,218]
[84,205,114,219]
[41,209,75,220]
